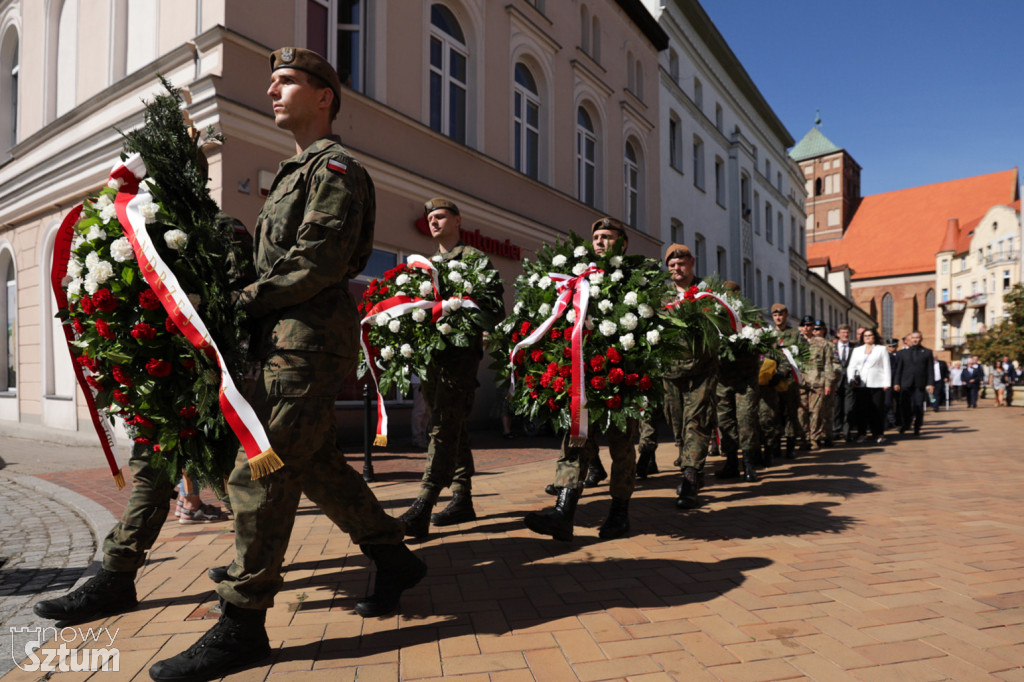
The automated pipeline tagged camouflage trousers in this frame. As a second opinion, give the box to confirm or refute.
[670,371,717,471]
[218,350,404,610]
[554,419,638,499]
[102,443,176,573]
[779,382,802,441]
[715,374,761,460]
[636,376,684,454]
[821,390,836,441]
[799,383,829,444]
[758,385,781,446]
[419,349,480,500]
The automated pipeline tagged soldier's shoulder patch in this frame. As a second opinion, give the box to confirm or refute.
[327,159,348,175]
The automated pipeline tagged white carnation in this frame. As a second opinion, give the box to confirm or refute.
[599,320,618,336]
[106,178,124,190]
[574,246,588,257]
[698,280,709,290]
[380,346,395,361]
[87,223,107,241]
[448,260,466,270]
[375,313,391,327]
[646,329,661,345]
[619,313,638,331]
[572,263,587,276]
[91,260,114,284]
[400,343,414,358]
[638,303,654,319]
[464,282,473,294]
[71,236,85,251]
[566,309,576,324]
[164,229,189,251]
[67,278,83,297]
[538,276,553,290]
[620,333,636,350]
[729,334,740,343]
[419,281,434,298]
[610,256,623,267]
[438,322,453,334]
[552,254,567,267]
[446,297,463,311]
[85,251,101,270]
[449,271,463,283]
[389,319,402,333]
[529,273,540,285]
[610,270,624,282]
[431,255,443,263]
[395,274,410,286]
[67,259,83,278]
[99,203,118,224]
[110,237,135,263]
[588,271,604,285]
[84,274,100,295]
[538,303,551,316]
[598,299,613,313]
[140,177,157,191]
[624,291,639,306]
[513,301,524,315]
[412,308,427,322]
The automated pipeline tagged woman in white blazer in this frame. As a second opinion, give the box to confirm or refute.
[846,328,891,443]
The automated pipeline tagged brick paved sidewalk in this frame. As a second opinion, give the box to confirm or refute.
[6,401,1024,680]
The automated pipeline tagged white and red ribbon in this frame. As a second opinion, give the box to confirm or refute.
[358,254,480,446]
[509,266,600,446]
[110,155,280,477]
[780,346,803,385]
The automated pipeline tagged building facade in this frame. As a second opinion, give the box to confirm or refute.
[0,0,667,441]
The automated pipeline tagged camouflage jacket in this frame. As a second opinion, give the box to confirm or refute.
[803,336,838,388]
[237,136,375,358]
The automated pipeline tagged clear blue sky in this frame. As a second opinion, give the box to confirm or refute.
[700,0,1024,197]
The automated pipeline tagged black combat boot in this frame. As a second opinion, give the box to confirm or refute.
[635,447,654,479]
[430,492,476,526]
[208,565,230,583]
[33,569,138,623]
[524,487,580,541]
[398,497,435,538]
[544,484,563,496]
[354,544,428,617]
[148,601,270,680]
[785,437,796,460]
[743,458,759,482]
[675,467,700,509]
[583,456,607,488]
[598,497,630,540]
[715,454,741,479]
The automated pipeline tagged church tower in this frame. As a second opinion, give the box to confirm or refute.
[789,114,862,243]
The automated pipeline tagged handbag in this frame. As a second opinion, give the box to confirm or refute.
[849,371,863,389]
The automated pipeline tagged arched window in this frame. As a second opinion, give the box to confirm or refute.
[814,177,823,196]
[0,28,18,151]
[624,140,639,228]
[591,16,601,62]
[56,0,79,117]
[635,60,643,100]
[429,4,467,143]
[925,288,936,309]
[580,5,590,54]
[513,63,540,179]
[668,49,679,82]
[881,292,894,340]
[1,251,15,392]
[576,107,596,206]
[626,51,634,92]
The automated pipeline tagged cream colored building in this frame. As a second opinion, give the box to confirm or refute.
[0,0,667,442]
[936,201,1022,358]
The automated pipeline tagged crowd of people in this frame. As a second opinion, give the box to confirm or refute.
[29,47,1021,682]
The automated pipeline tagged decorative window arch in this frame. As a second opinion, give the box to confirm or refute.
[429,4,468,143]
[925,288,936,309]
[0,24,18,151]
[576,105,598,207]
[512,62,540,179]
[1,246,16,392]
[881,292,894,340]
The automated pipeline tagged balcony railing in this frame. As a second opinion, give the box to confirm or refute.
[966,293,987,308]
[985,249,1018,267]
[941,335,966,349]
[939,299,966,315]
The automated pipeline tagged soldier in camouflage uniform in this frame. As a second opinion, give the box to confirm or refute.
[757,356,784,467]
[798,317,837,450]
[813,321,840,446]
[398,198,504,538]
[660,244,719,510]
[525,218,637,542]
[771,303,805,459]
[150,48,425,682]
[714,282,761,483]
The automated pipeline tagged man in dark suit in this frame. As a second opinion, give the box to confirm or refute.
[892,330,935,435]
[962,356,985,408]
[1001,356,1018,407]
[884,338,901,428]
[932,357,950,412]
[832,324,858,441]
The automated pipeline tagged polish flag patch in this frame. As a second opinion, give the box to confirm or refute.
[327,159,348,175]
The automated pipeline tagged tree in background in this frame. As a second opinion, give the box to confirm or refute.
[968,283,1024,364]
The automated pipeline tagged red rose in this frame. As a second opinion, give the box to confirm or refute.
[146,358,172,378]
[134,437,152,445]
[112,366,134,387]
[590,376,606,390]
[552,377,566,392]
[79,295,95,314]
[625,373,639,386]
[524,375,536,388]
[112,389,131,404]
[86,375,105,390]
[93,289,119,313]
[179,427,197,438]
[608,368,625,385]
[531,349,544,363]
[72,319,85,335]
[606,395,622,409]
[139,289,161,311]
[76,354,98,372]
[547,397,560,412]
[590,355,606,372]
[606,347,623,364]
[131,322,157,341]
[94,318,115,340]
[165,316,182,335]
[520,321,532,335]
[639,376,653,390]
[179,405,198,418]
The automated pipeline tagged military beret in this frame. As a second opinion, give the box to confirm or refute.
[270,47,342,106]
[664,243,692,264]
[770,303,788,313]
[814,319,826,328]
[722,280,740,292]
[424,197,460,215]
[591,217,627,237]
[799,315,815,325]
[886,338,899,346]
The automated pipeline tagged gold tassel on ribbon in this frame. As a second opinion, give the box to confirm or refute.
[568,436,589,448]
[373,434,388,447]
[248,448,284,480]
[112,470,126,491]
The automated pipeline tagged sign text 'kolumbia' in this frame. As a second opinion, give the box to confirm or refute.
[415,216,522,260]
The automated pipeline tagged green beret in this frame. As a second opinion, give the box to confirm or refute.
[424,197,460,215]
[591,217,627,236]
[270,47,342,106]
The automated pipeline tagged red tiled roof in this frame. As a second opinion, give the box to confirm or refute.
[954,215,982,255]
[807,169,1019,280]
